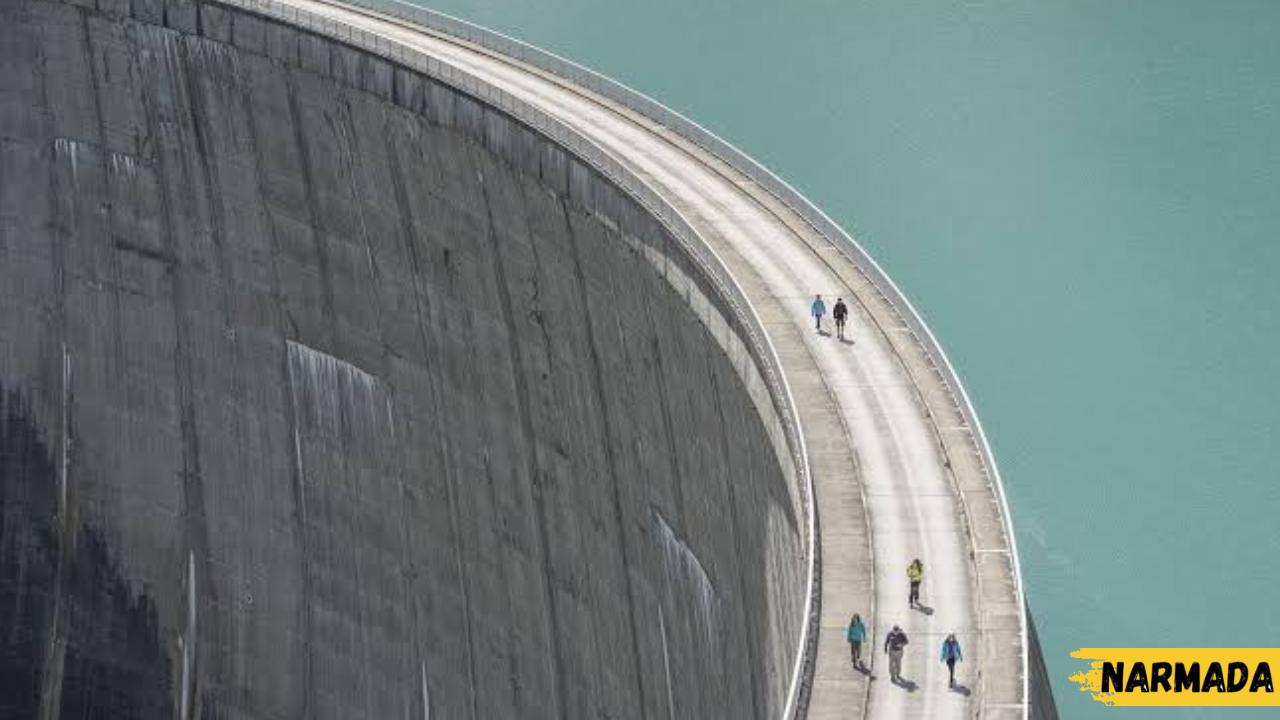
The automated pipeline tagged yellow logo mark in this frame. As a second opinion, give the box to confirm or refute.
[1070,649,1277,706]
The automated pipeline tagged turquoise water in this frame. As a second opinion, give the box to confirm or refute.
[416,1,1280,715]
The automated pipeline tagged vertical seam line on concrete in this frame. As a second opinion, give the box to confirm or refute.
[282,65,339,353]
[381,110,459,720]
[136,16,213,717]
[480,147,568,720]
[181,27,239,360]
[37,8,71,717]
[638,235,688,529]
[434,179,483,720]
[333,88,392,718]
[250,53,318,719]
[704,341,767,720]
[282,68,361,718]
[559,196,653,720]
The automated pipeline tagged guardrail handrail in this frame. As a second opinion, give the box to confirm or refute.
[217,1,821,717]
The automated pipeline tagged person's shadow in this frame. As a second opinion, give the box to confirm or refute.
[893,677,919,692]
[951,683,971,697]
[914,603,935,616]
[817,330,831,337]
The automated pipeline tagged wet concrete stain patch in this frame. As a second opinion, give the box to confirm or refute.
[0,385,174,719]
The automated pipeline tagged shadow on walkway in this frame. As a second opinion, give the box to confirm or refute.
[892,677,919,692]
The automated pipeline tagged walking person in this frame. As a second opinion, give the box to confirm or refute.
[907,558,923,608]
[941,633,963,689]
[884,625,909,683]
[833,297,849,341]
[847,613,866,670]
[811,294,826,333]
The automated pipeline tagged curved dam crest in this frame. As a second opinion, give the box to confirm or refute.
[0,1,808,718]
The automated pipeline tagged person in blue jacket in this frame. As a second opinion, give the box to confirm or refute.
[940,633,963,688]
[847,613,866,669]
[811,294,827,333]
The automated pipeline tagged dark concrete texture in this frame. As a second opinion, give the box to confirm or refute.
[0,1,807,718]
[1027,607,1059,720]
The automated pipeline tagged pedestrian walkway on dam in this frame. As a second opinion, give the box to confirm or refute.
[256,1,1027,717]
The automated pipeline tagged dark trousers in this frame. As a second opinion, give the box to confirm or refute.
[947,658,956,685]
[909,580,920,605]
[849,640,861,667]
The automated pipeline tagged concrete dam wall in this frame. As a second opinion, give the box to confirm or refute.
[0,1,809,718]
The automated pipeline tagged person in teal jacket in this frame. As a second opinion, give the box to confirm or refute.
[940,633,963,688]
[811,294,826,333]
[847,614,866,669]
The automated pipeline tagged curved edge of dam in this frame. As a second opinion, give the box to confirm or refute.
[319,3,1060,718]
[245,2,1057,719]
[0,1,814,718]
[0,0,1060,718]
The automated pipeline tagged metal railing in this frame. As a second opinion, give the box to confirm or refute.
[214,0,822,717]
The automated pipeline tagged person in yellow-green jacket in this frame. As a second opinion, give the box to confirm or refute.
[907,558,923,608]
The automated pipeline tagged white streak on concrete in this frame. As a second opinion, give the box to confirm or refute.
[385,395,396,444]
[421,663,430,720]
[108,152,139,180]
[336,123,379,281]
[59,345,70,522]
[52,138,83,184]
[286,340,388,464]
[655,513,717,646]
[180,551,196,720]
[291,426,306,515]
[182,34,241,83]
[658,605,675,720]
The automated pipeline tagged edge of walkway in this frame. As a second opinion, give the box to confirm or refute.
[225,1,1030,717]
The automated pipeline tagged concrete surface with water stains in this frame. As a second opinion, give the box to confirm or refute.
[0,1,808,717]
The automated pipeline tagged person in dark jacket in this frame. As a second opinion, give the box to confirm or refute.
[940,633,963,688]
[847,613,866,669]
[884,625,909,683]
[833,298,849,340]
